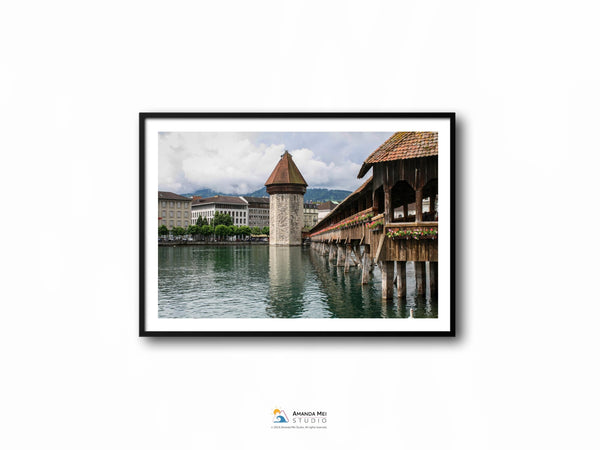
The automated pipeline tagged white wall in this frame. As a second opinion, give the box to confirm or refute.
[2,1,599,449]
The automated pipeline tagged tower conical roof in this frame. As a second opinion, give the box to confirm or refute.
[265,151,308,187]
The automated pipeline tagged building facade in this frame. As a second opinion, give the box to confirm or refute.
[242,196,270,229]
[303,203,318,230]
[158,191,192,229]
[317,200,339,222]
[191,195,249,226]
[265,151,308,246]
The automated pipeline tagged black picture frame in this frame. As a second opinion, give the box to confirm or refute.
[140,112,455,337]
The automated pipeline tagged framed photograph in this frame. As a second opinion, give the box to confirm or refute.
[140,113,455,336]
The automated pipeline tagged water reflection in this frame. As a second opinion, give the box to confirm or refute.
[267,246,306,318]
[157,245,437,319]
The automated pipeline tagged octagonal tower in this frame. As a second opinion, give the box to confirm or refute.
[265,151,308,246]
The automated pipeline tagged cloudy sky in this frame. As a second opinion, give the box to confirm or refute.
[158,132,393,194]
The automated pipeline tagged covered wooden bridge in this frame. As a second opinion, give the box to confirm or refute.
[309,132,438,301]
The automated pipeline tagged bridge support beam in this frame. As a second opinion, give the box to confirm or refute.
[381,261,394,300]
[328,243,336,262]
[352,244,361,267]
[361,253,371,284]
[416,188,423,222]
[337,244,345,266]
[429,262,438,298]
[344,244,355,272]
[396,261,407,298]
[415,261,426,296]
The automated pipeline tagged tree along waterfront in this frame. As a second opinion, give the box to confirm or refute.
[159,212,269,243]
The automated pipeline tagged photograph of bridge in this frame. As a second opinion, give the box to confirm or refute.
[140,113,454,335]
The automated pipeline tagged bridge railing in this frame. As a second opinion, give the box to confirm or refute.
[383,222,438,239]
[310,207,375,239]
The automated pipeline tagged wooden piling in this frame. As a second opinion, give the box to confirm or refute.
[381,261,394,300]
[352,244,361,267]
[361,252,371,284]
[396,261,406,298]
[344,244,354,272]
[337,244,345,266]
[415,261,426,296]
[429,261,438,297]
[328,243,336,262]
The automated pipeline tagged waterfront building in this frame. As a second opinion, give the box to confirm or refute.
[265,151,308,246]
[317,200,339,221]
[158,191,192,229]
[191,195,249,226]
[242,196,270,229]
[303,203,318,230]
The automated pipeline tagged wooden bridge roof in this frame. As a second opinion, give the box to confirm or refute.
[265,150,308,187]
[357,132,438,178]
[310,176,373,233]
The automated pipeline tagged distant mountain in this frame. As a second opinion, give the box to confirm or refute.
[182,188,228,198]
[182,187,352,203]
[302,188,352,203]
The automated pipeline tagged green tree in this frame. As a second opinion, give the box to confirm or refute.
[158,225,168,238]
[172,227,186,239]
[200,224,213,241]
[250,226,261,236]
[213,211,233,227]
[214,224,228,240]
[238,226,251,237]
[262,226,269,236]
[188,224,200,240]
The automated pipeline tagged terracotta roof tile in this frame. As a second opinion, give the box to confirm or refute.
[192,195,247,206]
[317,200,338,211]
[265,151,308,186]
[357,132,438,178]
[158,191,192,201]
[242,196,270,205]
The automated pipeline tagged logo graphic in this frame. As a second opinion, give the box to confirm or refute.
[273,409,289,423]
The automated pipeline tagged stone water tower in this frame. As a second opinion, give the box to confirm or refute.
[265,151,308,246]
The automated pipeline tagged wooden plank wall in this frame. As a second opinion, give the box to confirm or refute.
[372,156,438,192]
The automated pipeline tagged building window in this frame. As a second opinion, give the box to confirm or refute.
[177,211,181,218]
[169,220,174,227]
[177,221,181,226]
[169,211,174,218]
[162,210,166,218]
[177,201,181,208]
[161,201,166,207]
[169,201,174,207]
[184,212,188,218]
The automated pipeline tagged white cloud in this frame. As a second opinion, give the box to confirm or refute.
[158,132,381,194]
